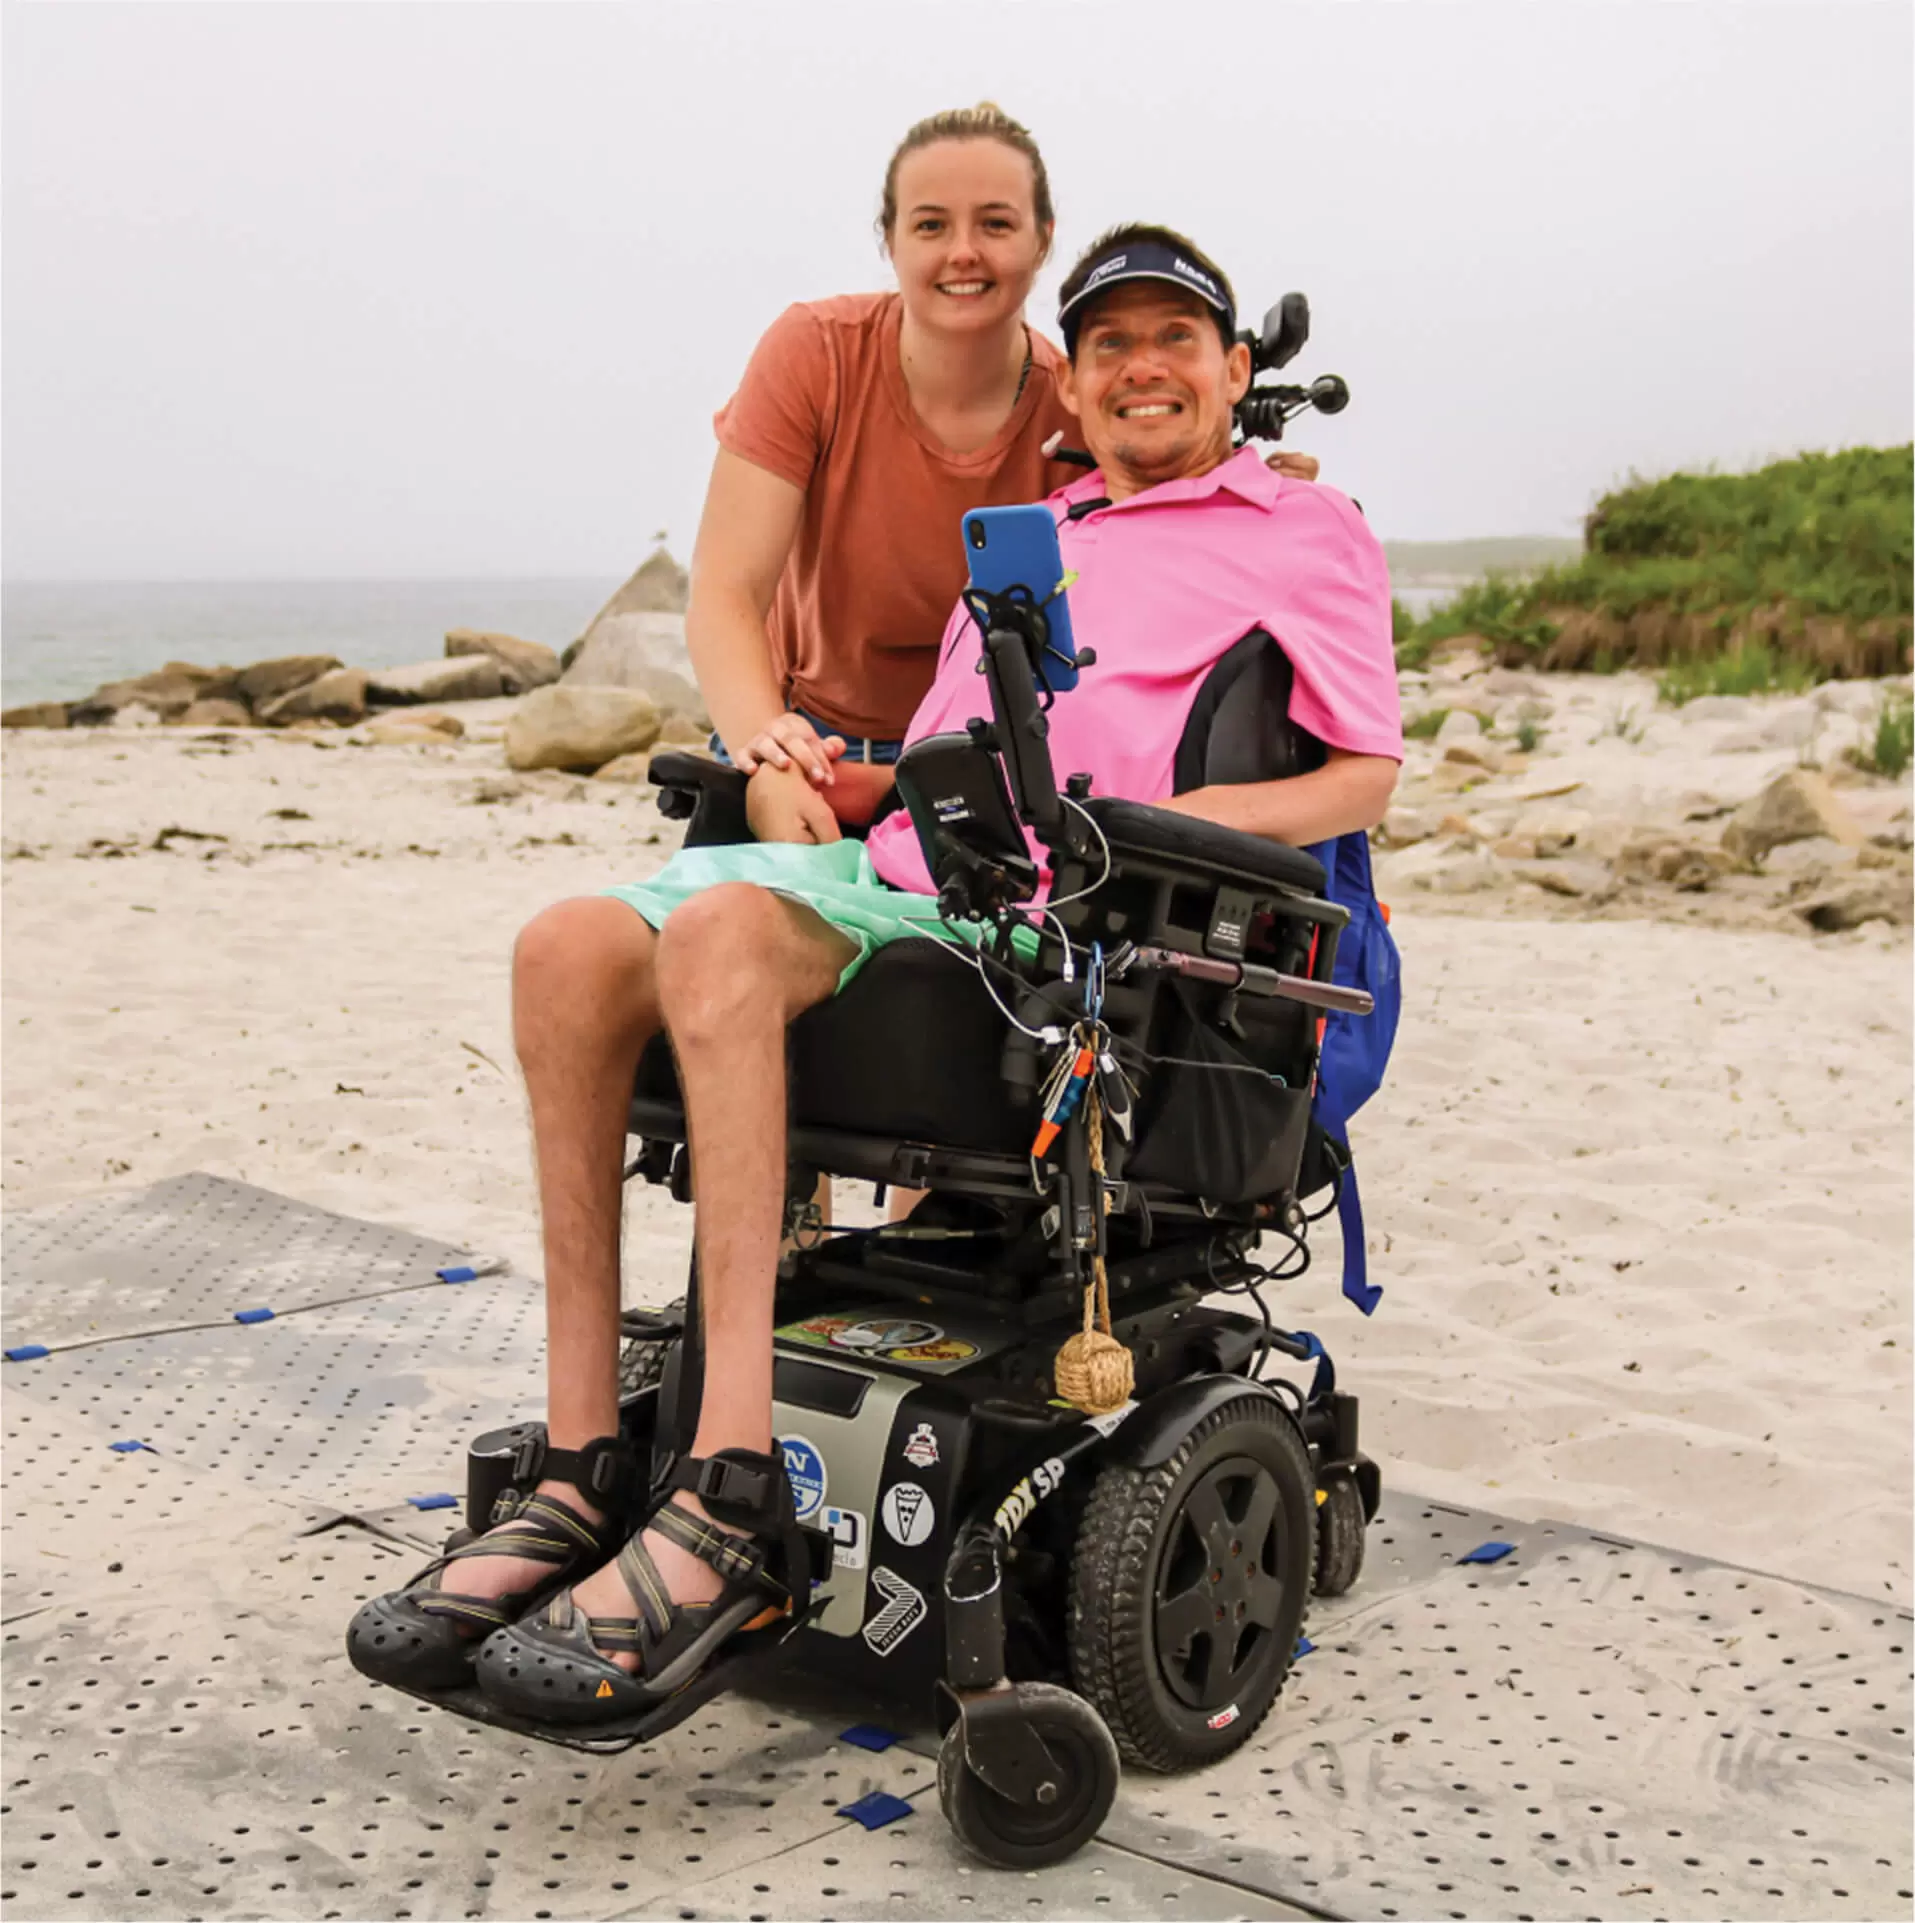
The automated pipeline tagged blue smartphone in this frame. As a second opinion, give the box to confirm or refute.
[961,504,1081,693]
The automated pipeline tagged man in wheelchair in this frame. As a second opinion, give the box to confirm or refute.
[350,225,1403,1817]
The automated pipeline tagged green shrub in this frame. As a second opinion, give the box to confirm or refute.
[1848,692,1914,779]
[1404,708,1449,740]
[1656,640,1821,706]
[1515,718,1543,754]
[1394,445,1913,676]
[1392,598,1428,669]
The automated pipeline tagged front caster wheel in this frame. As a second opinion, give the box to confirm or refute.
[1312,1467,1367,1598]
[937,1682,1120,1870]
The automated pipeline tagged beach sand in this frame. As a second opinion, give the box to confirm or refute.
[4,718,1909,1603]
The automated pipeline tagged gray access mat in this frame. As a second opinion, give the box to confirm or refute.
[2,1173,1908,1922]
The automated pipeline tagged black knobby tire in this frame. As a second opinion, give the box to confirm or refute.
[1067,1394,1315,1771]
[937,1682,1120,1870]
[617,1298,683,1402]
[1312,1468,1366,1598]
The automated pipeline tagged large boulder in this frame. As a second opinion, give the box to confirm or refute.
[561,611,707,728]
[235,654,342,708]
[68,662,226,725]
[258,667,370,726]
[366,656,505,706]
[504,686,662,773]
[173,697,253,728]
[1721,770,1865,865]
[2,701,69,729]
[445,628,561,694]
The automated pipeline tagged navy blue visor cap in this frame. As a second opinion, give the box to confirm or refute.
[1058,239,1236,356]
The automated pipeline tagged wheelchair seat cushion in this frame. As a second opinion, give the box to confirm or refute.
[636,938,1033,1152]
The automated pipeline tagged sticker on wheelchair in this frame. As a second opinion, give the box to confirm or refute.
[862,1564,928,1656]
[776,1313,987,1372]
[777,1435,827,1521]
[881,1481,935,1547]
[821,1504,866,1571]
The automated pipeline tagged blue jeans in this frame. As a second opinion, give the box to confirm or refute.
[708,707,905,768]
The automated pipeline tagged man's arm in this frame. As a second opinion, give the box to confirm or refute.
[1155,747,1398,846]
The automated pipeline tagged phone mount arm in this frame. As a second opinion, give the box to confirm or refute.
[961,585,1095,861]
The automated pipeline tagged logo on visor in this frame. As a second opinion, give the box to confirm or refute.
[1081,253,1129,289]
[1169,255,1221,301]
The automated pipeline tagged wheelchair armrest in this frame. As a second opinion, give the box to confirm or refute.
[648,750,747,823]
[1080,795,1327,896]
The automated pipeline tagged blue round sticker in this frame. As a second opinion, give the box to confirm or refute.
[778,1434,827,1521]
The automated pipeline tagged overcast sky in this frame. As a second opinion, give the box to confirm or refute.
[4,1,1910,581]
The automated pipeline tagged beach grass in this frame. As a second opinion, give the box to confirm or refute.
[1396,444,1914,680]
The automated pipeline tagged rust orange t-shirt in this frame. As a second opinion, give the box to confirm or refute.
[714,292,1078,740]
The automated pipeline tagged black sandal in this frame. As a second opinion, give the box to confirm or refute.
[346,1433,640,1691]
[473,1447,809,1725]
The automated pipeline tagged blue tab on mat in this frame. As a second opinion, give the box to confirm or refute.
[838,1791,912,1831]
[437,1266,479,1283]
[1294,1635,1316,1658]
[1458,1539,1515,1565]
[839,1724,900,1753]
[233,1307,275,1325]
[4,1345,50,1362]
[407,1492,459,1511]
[108,1440,150,1454]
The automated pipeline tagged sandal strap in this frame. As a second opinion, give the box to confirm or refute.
[510,1429,643,1516]
[650,1498,767,1587]
[409,1487,624,1623]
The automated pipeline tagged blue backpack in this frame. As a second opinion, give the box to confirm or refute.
[1304,829,1401,1314]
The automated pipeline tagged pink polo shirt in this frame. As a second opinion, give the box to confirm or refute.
[866,447,1402,895]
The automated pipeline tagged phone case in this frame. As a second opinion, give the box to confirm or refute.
[960,504,1080,693]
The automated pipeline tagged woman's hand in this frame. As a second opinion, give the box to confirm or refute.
[1265,449,1320,481]
[737,710,846,786]
[746,763,843,845]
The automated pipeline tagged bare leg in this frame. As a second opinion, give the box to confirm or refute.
[433,896,663,1611]
[567,882,853,1664]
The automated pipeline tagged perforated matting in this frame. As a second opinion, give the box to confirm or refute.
[3,1175,1909,1922]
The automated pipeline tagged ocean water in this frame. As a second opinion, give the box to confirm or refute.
[1,577,617,708]
[2,575,1461,711]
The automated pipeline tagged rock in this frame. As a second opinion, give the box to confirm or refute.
[235,654,342,708]
[1420,850,1503,894]
[257,667,370,727]
[562,611,695,695]
[1613,832,1729,892]
[504,686,662,773]
[111,702,162,729]
[1676,695,1754,724]
[1434,709,1482,745]
[366,657,505,705]
[445,628,560,695]
[1763,836,1859,878]
[1519,862,1607,898]
[1813,680,1887,720]
[1442,740,1507,773]
[1794,874,1913,932]
[1482,669,1544,699]
[69,668,214,725]
[561,550,691,672]
[2,701,69,729]
[466,775,527,805]
[174,697,253,728]
[1858,841,1910,870]
[1378,806,1436,848]
[1714,728,1768,754]
[1759,703,1819,750]
[1512,807,1591,858]
[589,751,657,784]
[1436,813,1478,841]
[1491,835,1537,860]
[1429,645,1489,680]
[655,712,712,747]
[1721,770,1865,865]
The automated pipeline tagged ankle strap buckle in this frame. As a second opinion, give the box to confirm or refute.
[688,1456,771,1511]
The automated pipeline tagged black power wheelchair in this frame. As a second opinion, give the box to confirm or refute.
[387,301,1384,1870]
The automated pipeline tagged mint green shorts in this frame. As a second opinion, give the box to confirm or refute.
[603,839,1031,993]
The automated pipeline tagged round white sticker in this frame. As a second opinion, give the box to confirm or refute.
[881,1480,936,1547]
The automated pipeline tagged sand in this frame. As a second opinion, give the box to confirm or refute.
[4,716,1910,1604]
